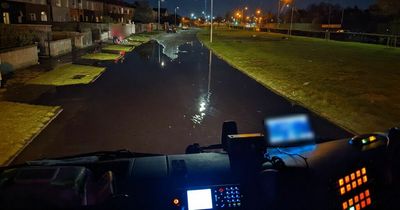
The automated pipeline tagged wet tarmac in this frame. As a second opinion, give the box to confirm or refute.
[13,30,351,163]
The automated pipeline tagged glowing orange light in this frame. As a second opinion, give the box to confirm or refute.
[360,192,365,200]
[342,202,348,210]
[357,178,363,186]
[361,167,366,175]
[172,198,180,206]
[363,176,368,183]
[361,201,366,208]
[355,204,361,210]
[345,176,350,183]
[339,179,344,186]
[352,181,357,189]
[351,173,356,180]
[356,170,361,177]
[349,198,354,206]
[366,197,371,205]
[346,184,351,192]
[340,187,346,195]
[354,195,359,203]
[365,189,370,197]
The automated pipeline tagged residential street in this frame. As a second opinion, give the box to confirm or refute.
[13,30,351,163]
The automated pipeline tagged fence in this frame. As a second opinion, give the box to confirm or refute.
[229,24,399,48]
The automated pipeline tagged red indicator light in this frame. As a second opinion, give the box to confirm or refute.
[219,188,224,193]
[365,189,370,197]
[355,204,361,210]
[366,198,371,205]
[360,192,365,200]
[361,201,366,208]
[354,195,359,203]
[351,173,356,180]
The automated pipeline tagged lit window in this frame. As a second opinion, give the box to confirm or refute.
[3,12,10,24]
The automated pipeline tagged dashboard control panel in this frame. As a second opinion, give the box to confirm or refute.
[213,185,242,208]
[174,184,243,210]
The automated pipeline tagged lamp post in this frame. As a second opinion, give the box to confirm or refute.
[210,0,213,42]
[158,0,165,31]
[174,6,179,26]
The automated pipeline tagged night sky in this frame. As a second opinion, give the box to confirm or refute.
[134,0,376,17]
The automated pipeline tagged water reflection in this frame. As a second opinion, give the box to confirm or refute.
[192,50,213,124]
[154,31,194,60]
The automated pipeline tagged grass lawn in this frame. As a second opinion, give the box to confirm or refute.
[81,52,121,60]
[0,102,61,165]
[126,31,163,43]
[198,29,400,134]
[103,44,134,52]
[27,64,105,86]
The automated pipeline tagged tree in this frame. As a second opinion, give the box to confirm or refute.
[133,1,154,23]
[377,0,400,16]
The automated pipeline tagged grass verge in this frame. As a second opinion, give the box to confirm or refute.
[81,52,121,60]
[103,44,134,52]
[0,102,61,165]
[27,64,106,86]
[198,29,400,134]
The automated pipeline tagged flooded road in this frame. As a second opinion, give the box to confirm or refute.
[13,30,351,163]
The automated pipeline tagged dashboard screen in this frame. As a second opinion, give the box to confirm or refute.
[265,114,315,146]
[187,189,213,210]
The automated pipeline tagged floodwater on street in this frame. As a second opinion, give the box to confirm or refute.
[13,30,351,163]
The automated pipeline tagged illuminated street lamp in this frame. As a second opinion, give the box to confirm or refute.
[158,0,165,30]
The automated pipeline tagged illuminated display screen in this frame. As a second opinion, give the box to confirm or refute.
[338,167,372,210]
[187,189,213,210]
[265,114,315,146]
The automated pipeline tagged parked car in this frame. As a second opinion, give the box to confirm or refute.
[182,25,189,30]
[167,26,177,33]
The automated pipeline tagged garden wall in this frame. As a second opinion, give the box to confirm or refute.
[0,45,38,70]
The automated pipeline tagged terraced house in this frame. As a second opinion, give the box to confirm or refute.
[0,0,135,24]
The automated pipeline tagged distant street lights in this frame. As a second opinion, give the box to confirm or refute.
[174,6,179,26]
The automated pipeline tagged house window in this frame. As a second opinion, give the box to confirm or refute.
[40,11,47,21]
[55,0,61,7]
[29,13,36,21]
[3,12,10,24]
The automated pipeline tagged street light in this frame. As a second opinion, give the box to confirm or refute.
[210,0,214,43]
[158,0,165,30]
[174,6,179,26]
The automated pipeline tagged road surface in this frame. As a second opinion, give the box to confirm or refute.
[13,29,351,163]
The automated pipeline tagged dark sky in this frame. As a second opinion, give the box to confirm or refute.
[137,0,376,17]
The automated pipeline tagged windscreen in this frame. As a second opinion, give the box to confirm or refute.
[265,114,315,146]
